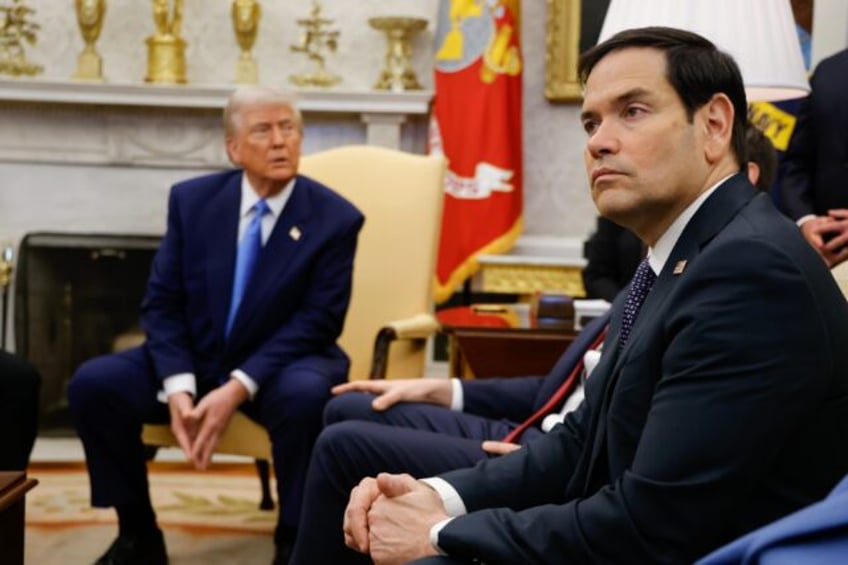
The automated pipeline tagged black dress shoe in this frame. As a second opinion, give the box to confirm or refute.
[95,528,168,565]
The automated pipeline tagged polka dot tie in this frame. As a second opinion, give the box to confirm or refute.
[619,257,656,348]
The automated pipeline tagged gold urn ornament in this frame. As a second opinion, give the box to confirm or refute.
[231,0,260,84]
[145,0,187,84]
[73,0,106,81]
[369,16,427,92]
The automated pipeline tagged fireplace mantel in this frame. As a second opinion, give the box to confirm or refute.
[0,78,433,168]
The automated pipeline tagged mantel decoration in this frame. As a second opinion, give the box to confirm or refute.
[231,0,260,84]
[289,0,340,88]
[368,16,427,92]
[145,0,187,84]
[0,0,42,76]
[73,0,106,81]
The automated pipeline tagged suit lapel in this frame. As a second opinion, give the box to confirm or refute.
[584,174,757,490]
[228,176,313,340]
[206,174,242,340]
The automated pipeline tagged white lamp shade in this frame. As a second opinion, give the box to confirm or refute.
[598,0,809,101]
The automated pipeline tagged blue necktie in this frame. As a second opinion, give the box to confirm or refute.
[226,199,270,337]
[619,257,656,348]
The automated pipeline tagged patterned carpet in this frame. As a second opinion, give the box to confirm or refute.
[25,462,277,564]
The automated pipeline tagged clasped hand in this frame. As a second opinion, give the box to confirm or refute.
[167,379,247,470]
[343,473,448,565]
[803,209,848,268]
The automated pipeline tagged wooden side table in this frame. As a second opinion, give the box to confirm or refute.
[437,304,576,379]
[0,472,38,565]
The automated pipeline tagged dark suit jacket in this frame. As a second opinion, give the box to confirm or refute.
[141,169,364,388]
[436,175,848,564]
[582,216,643,301]
[780,48,848,220]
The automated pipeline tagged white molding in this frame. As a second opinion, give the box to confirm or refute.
[0,77,433,115]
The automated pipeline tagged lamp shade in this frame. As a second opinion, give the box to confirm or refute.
[597,0,809,101]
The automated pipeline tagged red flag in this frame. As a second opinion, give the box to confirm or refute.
[431,0,523,303]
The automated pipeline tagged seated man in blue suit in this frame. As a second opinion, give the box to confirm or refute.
[290,310,612,564]
[325,28,848,565]
[69,86,364,565]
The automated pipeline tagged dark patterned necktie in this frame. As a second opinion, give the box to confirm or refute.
[619,257,656,348]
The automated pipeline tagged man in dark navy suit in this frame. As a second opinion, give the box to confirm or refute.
[780,47,848,268]
[69,86,363,565]
[330,28,848,565]
[290,310,611,564]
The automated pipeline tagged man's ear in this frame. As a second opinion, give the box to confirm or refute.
[701,93,734,164]
[225,136,240,165]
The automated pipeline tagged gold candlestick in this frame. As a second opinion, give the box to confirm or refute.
[232,0,260,84]
[369,16,427,92]
[0,0,43,76]
[72,0,106,81]
[289,0,340,88]
[144,0,187,84]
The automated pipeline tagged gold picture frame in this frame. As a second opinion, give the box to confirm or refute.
[545,0,582,102]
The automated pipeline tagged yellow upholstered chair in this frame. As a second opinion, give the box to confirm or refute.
[141,145,446,508]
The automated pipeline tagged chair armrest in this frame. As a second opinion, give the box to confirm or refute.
[370,313,439,379]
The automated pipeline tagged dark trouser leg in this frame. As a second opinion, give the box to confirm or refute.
[290,397,516,565]
[0,350,40,470]
[68,346,167,514]
[245,353,347,546]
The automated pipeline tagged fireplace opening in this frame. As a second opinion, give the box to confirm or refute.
[15,232,161,435]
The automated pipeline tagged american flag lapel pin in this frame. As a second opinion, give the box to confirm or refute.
[672,260,687,275]
[289,226,302,241]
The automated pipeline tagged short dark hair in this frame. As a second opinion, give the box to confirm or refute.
[746,125,777,192]
[579,26,748,167]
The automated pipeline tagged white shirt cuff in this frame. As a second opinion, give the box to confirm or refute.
[230,369,259,400]
[797,214,817,226]
[421,477,467,517]
[450,378,464,411]
[429,517,454,555]
[159,373,196,403]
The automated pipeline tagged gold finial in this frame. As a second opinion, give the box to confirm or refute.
[231,0,260,84]
[0,0,43,76]
[289,0,340,88]
[72,0,106,81]
[144,0,187,84]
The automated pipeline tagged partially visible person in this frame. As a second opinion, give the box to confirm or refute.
[289,310,612,564]
[745,124,778,192]
[69,86,363,565]
[780,47,848,268]
[0,350,40,470]
[582,217,643,301]
[337,27,848,565]
[582,122,777,301]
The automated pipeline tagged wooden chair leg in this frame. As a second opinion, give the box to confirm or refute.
[255,458,275,511]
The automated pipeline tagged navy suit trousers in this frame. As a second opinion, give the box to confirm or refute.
[290,391,544,565]
[68,345,345,537]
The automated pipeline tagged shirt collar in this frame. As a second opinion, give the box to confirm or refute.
[239,174,296,219]
[647,173,734,275]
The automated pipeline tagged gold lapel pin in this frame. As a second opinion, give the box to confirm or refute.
[289,226,302,241]
[672,260,687,275]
